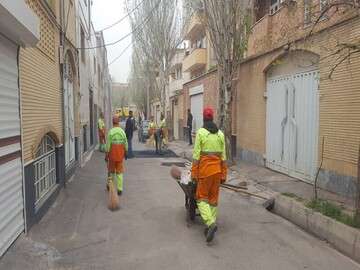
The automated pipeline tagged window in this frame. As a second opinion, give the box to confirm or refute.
[176,67,183,80]
[270,0,281,15]
[94,57,96,73]
[34,135,57,207]
[304,0,312,25]
[254,0,269,21]
[83,125,88,153]
[80,26,86,63]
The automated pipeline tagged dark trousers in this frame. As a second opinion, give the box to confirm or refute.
[127,136,133,157]
[188,127,192,145]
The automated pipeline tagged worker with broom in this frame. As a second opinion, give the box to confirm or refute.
[191,107,227,243]
[98,112,106,152]
[106,115,128,196]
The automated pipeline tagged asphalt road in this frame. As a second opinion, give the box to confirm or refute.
[1,141,359,270]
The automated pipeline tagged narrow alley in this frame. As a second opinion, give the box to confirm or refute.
[1,141,359,270]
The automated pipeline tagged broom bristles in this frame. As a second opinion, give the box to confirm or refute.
[108,176,119,211]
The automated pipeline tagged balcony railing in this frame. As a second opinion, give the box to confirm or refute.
[184,14,204,40]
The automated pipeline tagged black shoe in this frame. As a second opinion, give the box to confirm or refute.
[204,227,209,237]
[206,223,218,243]
[117,190,122,196]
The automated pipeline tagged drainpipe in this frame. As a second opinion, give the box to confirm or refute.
[60,0,66,187]
[17,45,29,234]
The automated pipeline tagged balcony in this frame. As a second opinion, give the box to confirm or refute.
[170,50,184,72]
[183,48,207,72]
[184,14,205,40]
[169,79,183,97]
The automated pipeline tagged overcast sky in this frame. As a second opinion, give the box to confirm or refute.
[92,0,132,83]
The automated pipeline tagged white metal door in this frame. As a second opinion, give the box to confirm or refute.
[266,70,319,182]
[190,94,203,132]
[173,103,179,140]
[0,36,24,257]
[64,63,75,167]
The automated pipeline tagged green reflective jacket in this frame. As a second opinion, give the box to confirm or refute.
[106,127,128,152]
[98,118,105,129]
[193,128,226,161]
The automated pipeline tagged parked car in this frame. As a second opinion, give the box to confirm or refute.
[138,120,150,142]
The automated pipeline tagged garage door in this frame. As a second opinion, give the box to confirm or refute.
[190,93,203,132]
[0,36,24,256]
[173,102,179,140]
[266,70,319,182]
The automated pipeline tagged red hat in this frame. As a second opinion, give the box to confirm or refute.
[112,115,119,124]
[203,107,214,121]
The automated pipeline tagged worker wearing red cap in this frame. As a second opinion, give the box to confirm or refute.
[105,115,128,195]
[191,107,227,242]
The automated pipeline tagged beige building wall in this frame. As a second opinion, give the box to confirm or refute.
[237,4,360,184]
[21,0,62,163]
[64,0,76,45]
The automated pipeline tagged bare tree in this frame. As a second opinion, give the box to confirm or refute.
[199,0,251,161]
[128,44,158,118]
[308,0,360,77]
[127,0,183,114]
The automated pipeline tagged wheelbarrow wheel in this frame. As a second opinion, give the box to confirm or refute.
[188,197,196,221]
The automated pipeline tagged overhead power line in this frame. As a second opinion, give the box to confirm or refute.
[109,41,133,65]
[78,0,162,50]
[97,0,147,32]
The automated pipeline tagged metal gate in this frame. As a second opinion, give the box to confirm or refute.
[173,101,179,140]
[266,70,319,182]
[0,36,24,256]
[64,60,75,167]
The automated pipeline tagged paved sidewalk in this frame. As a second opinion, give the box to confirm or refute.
[168,140,355,212]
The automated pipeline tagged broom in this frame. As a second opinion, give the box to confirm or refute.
[107,161,119,211]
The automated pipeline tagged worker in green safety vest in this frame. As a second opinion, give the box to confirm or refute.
[191,107,227,243]
[98,113,106,152]
[105,115,128,196]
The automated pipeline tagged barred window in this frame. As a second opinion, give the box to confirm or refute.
[34,135,57,208]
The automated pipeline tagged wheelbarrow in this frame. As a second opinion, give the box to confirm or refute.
[177,180,198,221]
[170,166,199,221]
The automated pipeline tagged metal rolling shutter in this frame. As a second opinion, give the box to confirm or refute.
[0,35,24,257]
[190,94,203,132]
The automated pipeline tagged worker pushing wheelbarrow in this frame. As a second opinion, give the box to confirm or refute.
[171,107,228,243]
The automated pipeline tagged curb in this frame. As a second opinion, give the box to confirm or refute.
[272,194,360,263]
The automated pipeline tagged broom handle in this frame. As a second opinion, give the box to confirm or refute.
[220,184,268,200]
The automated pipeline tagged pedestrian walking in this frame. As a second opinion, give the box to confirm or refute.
[187,109,193,145]
[148,116,159,153]
[106,115,128,196]
[159,113,168,146]
[98,112,106,152]
[125,110,135,158]
[191,107,227,243]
